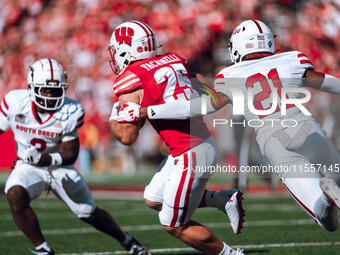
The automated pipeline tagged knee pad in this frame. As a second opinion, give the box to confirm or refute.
[73,203,96,218]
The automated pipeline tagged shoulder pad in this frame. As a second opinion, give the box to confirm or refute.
[0,93,10,118]
[296,51,313,67]
[113,70,142,96]
[0,90,29,118]
[55,98,84,134]
[53,97,84,124]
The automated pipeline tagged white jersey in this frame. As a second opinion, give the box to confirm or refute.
[214,51,315,153]
[0,89,84,164]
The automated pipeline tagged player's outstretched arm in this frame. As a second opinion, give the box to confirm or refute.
[304,69,340,94]
[139,92,230,120]
[114,93,230,122]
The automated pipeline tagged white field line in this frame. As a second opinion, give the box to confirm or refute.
[0,218,314,237]
[245,204,300,212]
[0,195,144,210]
[0,208,154,220]
[0,203,300,221]
[6,203,299,212]
[57,241,340,255]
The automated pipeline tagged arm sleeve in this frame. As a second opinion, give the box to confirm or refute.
[147,96,215,120]
[319,74,340,95]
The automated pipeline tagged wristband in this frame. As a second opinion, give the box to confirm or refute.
[49,153,63,166]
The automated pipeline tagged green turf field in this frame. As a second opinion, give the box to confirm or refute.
[1,193,340,255]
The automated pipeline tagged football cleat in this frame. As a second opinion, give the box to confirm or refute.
[230,248,245,255]
[220,189,245,234]
[31,248,54,255]
[320,177,340,209]
[123,235,151,255]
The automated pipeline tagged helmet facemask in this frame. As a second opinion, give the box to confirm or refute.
[30,83,67,111]
[108,44,131,75]
[228,41,242,64]
[28,59,68,112]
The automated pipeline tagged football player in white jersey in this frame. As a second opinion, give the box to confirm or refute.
[115,20,340,233]
[0,58,151,255]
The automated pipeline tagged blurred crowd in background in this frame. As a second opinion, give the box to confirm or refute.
[1,0,340,175]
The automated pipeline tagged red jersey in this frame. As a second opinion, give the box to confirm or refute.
[113,52,210,156]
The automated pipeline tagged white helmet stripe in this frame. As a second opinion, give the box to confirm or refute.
[131,20,155,51]
[143,22,154,35]
[131,21,150,36]
[135,20,152,35]
[142,22,156,51]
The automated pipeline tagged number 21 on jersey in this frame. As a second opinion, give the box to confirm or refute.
[246,68,294,118]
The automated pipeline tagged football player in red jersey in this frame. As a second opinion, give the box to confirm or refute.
[117,20,340,233]
[109,21,244,255]
[0,58,150,255]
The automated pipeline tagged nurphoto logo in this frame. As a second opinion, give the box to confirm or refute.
[199,79,312,128]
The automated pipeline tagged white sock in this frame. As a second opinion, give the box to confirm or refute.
[35,241,52,252]
[218,242,233,255]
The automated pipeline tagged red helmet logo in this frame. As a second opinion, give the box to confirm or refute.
[115,27,134,46]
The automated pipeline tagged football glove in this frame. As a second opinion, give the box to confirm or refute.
[22,146,41,165]
[114,102,141,123]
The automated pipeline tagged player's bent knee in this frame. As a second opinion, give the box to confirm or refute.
[163,225,182,237]
[145,199,162,211]
[72,203,96,218]
[6,186,30,213]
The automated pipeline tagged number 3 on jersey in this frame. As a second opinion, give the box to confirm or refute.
[30,138,46,152]
[154,63,194,102]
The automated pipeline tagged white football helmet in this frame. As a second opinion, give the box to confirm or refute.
[229,20,275,64]
[27,58,68,111]
[108,20,157,74]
